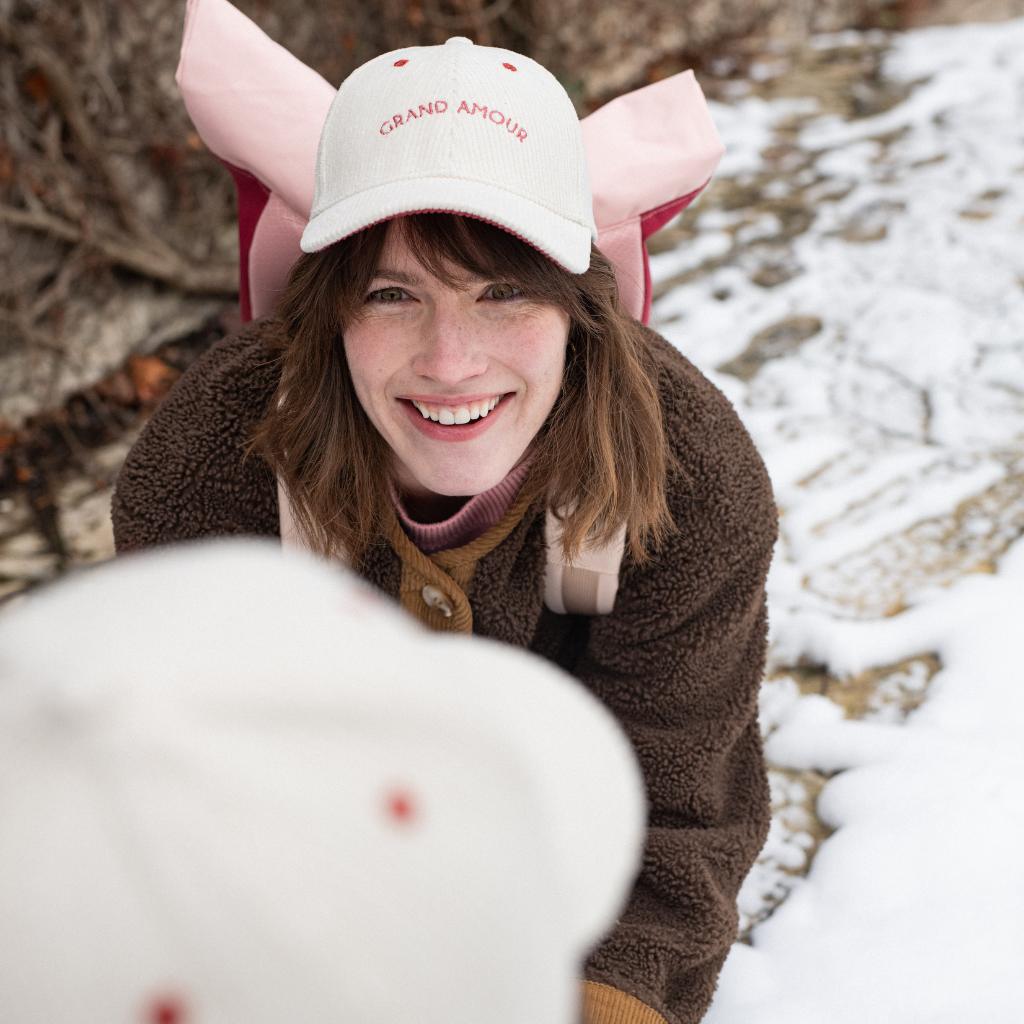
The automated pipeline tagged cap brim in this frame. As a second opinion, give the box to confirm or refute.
[299,177,595,275]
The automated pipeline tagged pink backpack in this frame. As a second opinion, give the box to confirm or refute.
[175,0,724,614]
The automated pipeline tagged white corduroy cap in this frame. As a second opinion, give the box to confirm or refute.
[299,36,599,274]
[0,538,645,1024]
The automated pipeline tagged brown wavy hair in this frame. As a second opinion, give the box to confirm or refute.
[241,212,677,568]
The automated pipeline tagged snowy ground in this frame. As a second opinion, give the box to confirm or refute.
[648,18,1024,1023]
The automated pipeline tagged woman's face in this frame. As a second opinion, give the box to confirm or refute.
[342,221,571,499]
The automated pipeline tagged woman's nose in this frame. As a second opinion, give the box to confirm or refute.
[409,308,489,384]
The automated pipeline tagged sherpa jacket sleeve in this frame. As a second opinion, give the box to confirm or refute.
[572,343,779,1024]
[110,321,282,553]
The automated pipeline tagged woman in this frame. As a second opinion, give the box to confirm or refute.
[112,35,779,1024]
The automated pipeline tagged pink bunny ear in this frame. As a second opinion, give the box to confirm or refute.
[175,0,332,320]
[581,71,724,324]
[175,0,724,325]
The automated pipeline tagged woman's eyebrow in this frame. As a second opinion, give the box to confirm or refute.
[372,267,484,289]
[373,268,423,285]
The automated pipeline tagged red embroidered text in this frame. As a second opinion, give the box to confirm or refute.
[379,99,527,142]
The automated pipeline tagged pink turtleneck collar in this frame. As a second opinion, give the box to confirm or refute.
[388,459,532,555]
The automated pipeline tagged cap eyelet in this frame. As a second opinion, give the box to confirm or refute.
[145,995,188,1024]
[502,62,517,71]
[384,786,418,824]
[394,58,408,67]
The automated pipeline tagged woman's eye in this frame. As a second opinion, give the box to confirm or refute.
[365,283,523,304]
[366,287,407,304]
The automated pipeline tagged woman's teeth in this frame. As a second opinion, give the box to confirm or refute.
[410,395,502,425]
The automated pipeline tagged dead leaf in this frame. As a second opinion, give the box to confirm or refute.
[127,356,180,405]
[0,429,20,456]
[22,69,51,105]
[0,142,14,186]
[148,143,184,169]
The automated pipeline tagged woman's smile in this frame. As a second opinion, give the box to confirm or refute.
[408,393,504,423]
[397,391,516,440]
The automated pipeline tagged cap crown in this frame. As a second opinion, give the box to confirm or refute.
[304,36,597,267]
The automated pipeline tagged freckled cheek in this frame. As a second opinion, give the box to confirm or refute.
[343,331,404,409]
[508,333,567,396]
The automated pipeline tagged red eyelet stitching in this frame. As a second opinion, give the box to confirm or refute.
[385,787,418,824]
[502,62,517,71]
[394,58,408,67]
[145,995,187,1024]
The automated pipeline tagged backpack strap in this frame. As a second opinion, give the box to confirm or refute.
[277,475,306,553]
[278,475,625,616]
[543,508,627,616]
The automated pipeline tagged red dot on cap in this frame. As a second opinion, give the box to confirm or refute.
[385,787,417,824]
[502,62,517,71]
[394,58,409,67]
[145,995,187,1024]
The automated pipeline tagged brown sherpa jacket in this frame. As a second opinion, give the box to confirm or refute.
[110,314,779,1024]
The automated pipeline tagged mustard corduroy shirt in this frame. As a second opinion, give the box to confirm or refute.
[383,483,536,634]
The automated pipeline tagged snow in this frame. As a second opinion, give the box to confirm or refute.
[721,578,1024,1021]
[647,230,732,279]
[648,15,1024,1022]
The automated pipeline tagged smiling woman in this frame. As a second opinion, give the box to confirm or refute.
[110,33,780,1024]
[341,217,570,514]
[245,210,672,561]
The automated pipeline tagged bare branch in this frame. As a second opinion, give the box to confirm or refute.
[0,18,152,243]
[28,246,85,322]
[421,0,518,30]
[0,204,237,295]
[0,202,81,246]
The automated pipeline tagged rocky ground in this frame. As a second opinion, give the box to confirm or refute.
[3,14,1022,946]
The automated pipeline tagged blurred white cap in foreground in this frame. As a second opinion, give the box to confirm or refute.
[0,537,645,1024]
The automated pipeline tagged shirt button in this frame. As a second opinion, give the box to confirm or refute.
[421,584,454,618]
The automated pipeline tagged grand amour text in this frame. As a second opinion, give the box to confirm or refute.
[379,100,528,142]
